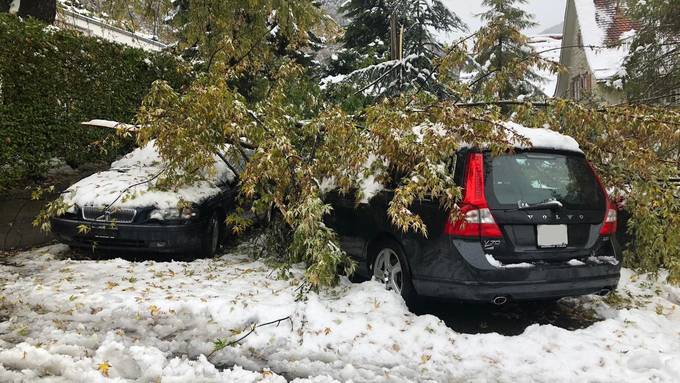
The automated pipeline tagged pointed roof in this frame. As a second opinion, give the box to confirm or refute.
[572,0,637,81]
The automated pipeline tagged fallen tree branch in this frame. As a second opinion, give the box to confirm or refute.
[207,315,293,360]
[215,151,240,184]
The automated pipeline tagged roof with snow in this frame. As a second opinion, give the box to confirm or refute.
[592,0,638,46]
[572,0,637,81]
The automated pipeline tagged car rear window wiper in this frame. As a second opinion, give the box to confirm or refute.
[517,199,563,211]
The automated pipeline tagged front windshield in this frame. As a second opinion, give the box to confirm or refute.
[485,152,605,211]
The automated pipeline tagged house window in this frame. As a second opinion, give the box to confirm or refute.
[571,73,592,100]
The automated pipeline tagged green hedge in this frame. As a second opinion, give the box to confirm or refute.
[0,14,190,192]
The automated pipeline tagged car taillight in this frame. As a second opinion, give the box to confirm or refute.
[588,162,618,236]
[600,199,618,236]
[444,153,502,238]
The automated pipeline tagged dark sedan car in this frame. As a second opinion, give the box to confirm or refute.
[327,127,621,305]
[51,141,237,258]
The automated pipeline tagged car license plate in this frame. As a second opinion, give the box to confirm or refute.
[537,225,568,248]
[90,224,118,239]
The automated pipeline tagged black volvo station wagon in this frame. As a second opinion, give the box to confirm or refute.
[327,139,621,305]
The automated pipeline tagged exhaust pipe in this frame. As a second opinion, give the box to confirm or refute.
[597,288,612,296]
[492,296,508,306]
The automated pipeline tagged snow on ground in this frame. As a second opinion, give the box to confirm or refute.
[1,244,680,382]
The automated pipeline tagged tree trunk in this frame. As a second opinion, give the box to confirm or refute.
[17,0,57,24]
[0,0,11,13]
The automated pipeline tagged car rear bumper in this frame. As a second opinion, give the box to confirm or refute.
[408,236,622,302]
[413,269,620,302]
[51,217,205,253]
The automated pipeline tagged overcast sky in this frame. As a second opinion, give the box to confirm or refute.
[439,0,568,41]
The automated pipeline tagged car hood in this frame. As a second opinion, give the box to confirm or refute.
[62,141,234,211]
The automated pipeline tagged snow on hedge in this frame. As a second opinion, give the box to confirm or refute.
[62,141,235,211]
[1,245,680,382]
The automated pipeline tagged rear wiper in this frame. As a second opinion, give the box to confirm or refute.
[518,200,563,211]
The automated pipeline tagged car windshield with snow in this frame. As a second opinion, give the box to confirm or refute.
[327,125,621,305]
[50,141,237,257]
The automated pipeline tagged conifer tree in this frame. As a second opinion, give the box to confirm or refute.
[333,0,464,98]
[470,0,555,100]
[624,0,680,106]
[341,0,390,51]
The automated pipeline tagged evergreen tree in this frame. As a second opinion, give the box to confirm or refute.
[624,0,680,106]
[331,0,464,98]
[470,0,554,100]
[341,0,390,51]
[341,0,462,56]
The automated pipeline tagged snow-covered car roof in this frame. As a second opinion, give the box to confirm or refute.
[503,122,582,153]
[415,121,583,153]
[63,141,236,211]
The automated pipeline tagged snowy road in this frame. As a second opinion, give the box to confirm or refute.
[1,244,680,382]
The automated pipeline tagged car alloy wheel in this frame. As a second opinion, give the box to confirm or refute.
[373,248,403,294]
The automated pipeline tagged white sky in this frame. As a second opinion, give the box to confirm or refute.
[440,0,568,41]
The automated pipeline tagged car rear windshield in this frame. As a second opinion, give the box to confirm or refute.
[484,151,604,211]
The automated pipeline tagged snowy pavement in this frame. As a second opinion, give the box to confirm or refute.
[1,245,680,382]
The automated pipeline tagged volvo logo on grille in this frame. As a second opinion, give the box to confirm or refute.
[83,206,136,223]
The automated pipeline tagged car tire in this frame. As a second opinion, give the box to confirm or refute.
[200,212,222,258]
[371,239,418,307]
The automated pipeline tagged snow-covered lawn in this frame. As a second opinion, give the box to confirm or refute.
[1,245,680,382]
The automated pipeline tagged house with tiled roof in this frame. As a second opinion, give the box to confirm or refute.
[555,0,637,103]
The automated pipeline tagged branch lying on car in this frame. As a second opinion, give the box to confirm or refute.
[215,151,241,183]
[81,119,140,132]
[102,167,167,212]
